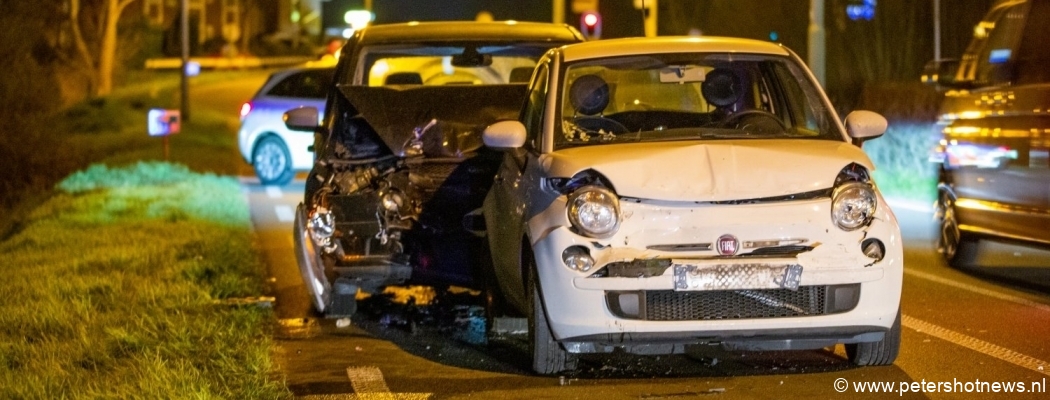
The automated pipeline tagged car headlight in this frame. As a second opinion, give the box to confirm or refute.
[567,186,620,238]
[831,182,877,231]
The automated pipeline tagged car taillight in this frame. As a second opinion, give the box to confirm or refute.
[239,102,252,120]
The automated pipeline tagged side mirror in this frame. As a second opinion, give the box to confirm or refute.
[483,120,527,149]
[284,106,320,132]
[844,110,887,146]
[921,59,965,90]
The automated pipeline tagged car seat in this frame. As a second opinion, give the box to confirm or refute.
[701,68,743,108]
[509,67,535,83]
[385,72,424,85]
[567,74,628,134]
[569,74,611,115]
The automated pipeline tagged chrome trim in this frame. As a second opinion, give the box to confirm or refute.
[646,243,712,252]
[743,238,808,249]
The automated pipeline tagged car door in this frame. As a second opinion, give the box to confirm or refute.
[944,1,1050,243]
[485,63,551,310]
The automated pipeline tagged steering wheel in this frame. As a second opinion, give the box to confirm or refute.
[721,109,787,132]
[573,116,630,135]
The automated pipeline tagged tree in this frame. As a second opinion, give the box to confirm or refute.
[68,0,138,97]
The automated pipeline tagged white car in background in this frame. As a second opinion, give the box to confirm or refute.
[481,36,903,374]
[238,66,334,185]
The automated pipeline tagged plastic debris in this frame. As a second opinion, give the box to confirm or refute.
[336,318,352,328]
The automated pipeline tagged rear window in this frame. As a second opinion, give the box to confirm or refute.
[265,69,335,99]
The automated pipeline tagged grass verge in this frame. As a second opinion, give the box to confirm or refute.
[862,122,940,204]
[0,161,290,398]
[0,69,288,398]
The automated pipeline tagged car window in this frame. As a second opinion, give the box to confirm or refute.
[266,69,335,99]
[973,2,1029,86]
[350,43,558,86]
[1015,0,1050,85]
[554,53,836,150]
[522,63,549,150]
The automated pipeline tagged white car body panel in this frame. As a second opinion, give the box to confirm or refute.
[526,190,902,340]
[542,140,875,202]
[237,98,322,170]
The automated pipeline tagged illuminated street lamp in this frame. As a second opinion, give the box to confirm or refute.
[343,10,374,38]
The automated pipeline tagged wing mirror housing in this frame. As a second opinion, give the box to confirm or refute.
[844,110,888,147]
[482,120,527,149]
[284,106,321,132]
[921,59,967,91]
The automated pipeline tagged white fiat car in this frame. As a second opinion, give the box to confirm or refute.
[481,37,903,374]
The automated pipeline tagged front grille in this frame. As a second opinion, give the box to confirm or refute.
[640,286,833,321]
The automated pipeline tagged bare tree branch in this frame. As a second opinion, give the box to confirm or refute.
[68,0,95,70]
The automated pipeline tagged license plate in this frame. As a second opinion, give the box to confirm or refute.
[673,262,803,291]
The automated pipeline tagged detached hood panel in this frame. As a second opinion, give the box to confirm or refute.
[544,140,874,202]
[339,84,528,157]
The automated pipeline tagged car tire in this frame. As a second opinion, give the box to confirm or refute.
[935,190,978,268]
[253,136,295,186]
[846,308,901,366]
[525,248,577,375]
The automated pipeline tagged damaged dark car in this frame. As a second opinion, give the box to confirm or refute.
[284,21,584,317]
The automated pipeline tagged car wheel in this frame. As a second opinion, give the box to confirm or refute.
[935,190,978,268]
[525,247,578,375]
[253,136,295,186]
[846,308,901,366]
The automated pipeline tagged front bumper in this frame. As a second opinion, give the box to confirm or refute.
[528,195,903,347]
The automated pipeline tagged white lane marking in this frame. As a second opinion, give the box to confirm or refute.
[902,314,1050,376]
[905,269,1050,313]
[346,366,432,400]
[266,185,283,199]
[275,205,295,222]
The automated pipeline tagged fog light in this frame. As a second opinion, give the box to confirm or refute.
[562,246,594,272]
[861,238,884,262]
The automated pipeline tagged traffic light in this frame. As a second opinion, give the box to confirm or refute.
[580,11,602,40]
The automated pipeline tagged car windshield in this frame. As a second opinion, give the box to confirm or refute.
[353,43,553,86]
[556,53,840,149]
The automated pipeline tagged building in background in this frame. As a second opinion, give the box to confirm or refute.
[136,0,324,56]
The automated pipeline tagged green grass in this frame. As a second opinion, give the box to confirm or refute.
[0,69,288,398]
[0,161,290,399]
[863,122,940,204]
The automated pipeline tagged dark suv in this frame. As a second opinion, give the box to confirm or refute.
[923,0,1050,266]
[283,21,584,317]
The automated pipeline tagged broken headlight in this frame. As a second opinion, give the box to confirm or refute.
[830,182,876,231]
[308,206,336,250]
[567,186,620,238]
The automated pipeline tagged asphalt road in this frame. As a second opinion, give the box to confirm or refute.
[207,72,1050,399]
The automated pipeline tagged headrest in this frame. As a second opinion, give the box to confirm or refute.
[509,67,534,83]
[385,72,423,85]
[701,68,743,108]
[569,74,610,116]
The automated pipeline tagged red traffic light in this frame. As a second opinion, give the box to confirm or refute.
[583,12,599,28]
[580,11,602,39]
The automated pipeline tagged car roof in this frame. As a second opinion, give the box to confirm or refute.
[558,36,791,62]
[356,21,585,45]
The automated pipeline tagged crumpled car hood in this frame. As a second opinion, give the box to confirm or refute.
[339,84,528,157]
[542,140,875,202]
